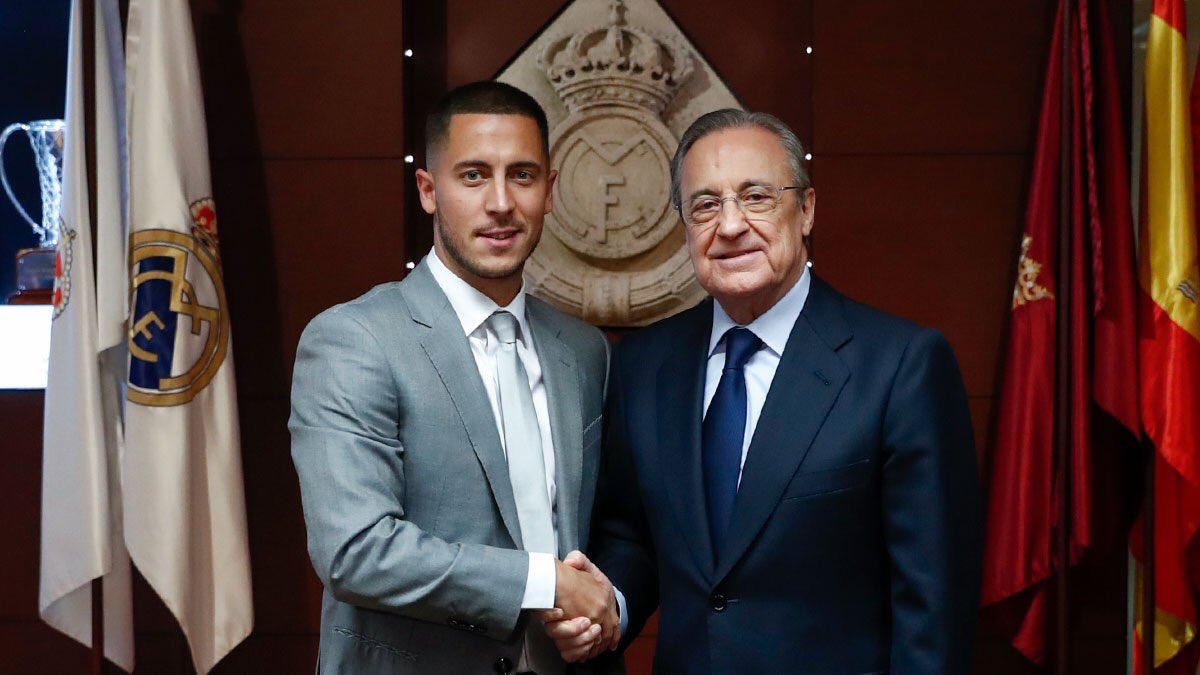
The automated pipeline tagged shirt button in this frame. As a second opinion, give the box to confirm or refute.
[493,656,514,674]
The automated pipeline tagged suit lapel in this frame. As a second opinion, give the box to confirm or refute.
[657,301,716,580]
[526,300,583,558]
[402,261,524,549]
[715,276,853,581]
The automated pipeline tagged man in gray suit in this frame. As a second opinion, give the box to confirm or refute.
[290,81,619,674]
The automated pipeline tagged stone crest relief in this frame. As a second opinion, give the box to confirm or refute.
[498,0,743,326]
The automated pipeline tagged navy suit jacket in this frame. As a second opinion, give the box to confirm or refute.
[591,274,982,674]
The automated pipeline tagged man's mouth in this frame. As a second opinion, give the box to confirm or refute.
[714,249,759,260]
[476,226,524,250]
[478,227,521,241]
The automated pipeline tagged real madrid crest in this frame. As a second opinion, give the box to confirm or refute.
[126,198,230,406]
[498,0,744,326]
[52,224,76,319]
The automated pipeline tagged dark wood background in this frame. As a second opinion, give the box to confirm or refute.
[0,1,1134,672]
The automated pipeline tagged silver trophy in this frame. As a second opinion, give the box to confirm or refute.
[2,119,64,300]
[1,119,65,249]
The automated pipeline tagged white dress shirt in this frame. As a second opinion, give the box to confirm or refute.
[426,250,558,610]
[705,264,812,481]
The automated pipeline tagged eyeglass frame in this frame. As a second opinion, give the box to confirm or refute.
[680,184,808,227]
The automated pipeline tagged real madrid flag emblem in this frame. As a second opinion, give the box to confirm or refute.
[126,199,230,406]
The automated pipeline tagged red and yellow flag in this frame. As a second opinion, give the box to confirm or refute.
[1132,0,1200,672]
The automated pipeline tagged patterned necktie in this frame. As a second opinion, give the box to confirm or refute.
[490,310,556,555]
[702,327,763,556]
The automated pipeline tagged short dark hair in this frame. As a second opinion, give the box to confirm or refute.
[670,109,810,210]
[424,81,550,162]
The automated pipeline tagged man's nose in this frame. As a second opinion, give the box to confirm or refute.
[486,179,514,215]
[714,199,750,237]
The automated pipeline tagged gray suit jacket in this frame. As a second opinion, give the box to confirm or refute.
[290,258,610,674]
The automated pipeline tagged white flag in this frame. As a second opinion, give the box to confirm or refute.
[39,0,134,670]
[124,0,253,672]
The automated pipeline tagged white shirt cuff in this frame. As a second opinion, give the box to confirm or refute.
[521,552,557,609]
[614,585,629,636]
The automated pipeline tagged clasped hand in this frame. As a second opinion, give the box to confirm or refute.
[540,550,620,663]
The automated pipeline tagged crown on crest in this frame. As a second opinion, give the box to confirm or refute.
[538,0,694,114]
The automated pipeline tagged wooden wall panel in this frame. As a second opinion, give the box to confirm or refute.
[0,622,94,674]
[238,398,323,635]
[124,632,191,674]
[660,0,813,147]
[0,393,44,624]
[814,154,1025,398]
[446,0,564,87]
[215,158,408,399]
[198,0,405,160]
[208,634,319,673]
[812,1,1054,155]
[969,399,993,464]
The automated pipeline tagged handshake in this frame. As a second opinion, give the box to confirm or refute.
[540,550,621,663]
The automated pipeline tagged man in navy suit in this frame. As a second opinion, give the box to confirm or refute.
[546,109,982,673]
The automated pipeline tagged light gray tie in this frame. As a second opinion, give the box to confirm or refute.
[491,310,556,555]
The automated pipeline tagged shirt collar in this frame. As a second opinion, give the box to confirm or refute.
[709,262,812,358]
[426,248,530,345]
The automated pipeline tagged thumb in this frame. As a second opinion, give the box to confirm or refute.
[564,550,591,570]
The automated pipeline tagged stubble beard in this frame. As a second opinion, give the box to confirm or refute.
[434,211,532,281]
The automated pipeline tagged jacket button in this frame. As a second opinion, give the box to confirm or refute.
[493,656,514,674]
[709,593,727,612]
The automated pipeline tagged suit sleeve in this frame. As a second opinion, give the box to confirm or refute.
[589,343,659,647]
[880,328,982,674]
[288,308,528,641]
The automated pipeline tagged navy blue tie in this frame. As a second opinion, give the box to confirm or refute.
[702,327,762,556]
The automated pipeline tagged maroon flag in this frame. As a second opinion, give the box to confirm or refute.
[980,0,1139,663]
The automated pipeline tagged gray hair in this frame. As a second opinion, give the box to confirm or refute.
[669,109,810,210]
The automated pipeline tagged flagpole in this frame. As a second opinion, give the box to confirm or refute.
[1141,450,1155,673]
[80,0,104,669]
[89,579,103,674]
[1053,0,1073,673]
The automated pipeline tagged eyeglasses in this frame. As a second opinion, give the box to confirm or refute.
[683,185,805,226]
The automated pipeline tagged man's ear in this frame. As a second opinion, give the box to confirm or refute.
[544,169,558,214]
[415,168,437,215]
[799,187,816,237]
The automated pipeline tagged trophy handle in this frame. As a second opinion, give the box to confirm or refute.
[0,123,42,233]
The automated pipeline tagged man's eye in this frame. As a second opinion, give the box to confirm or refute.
[694,198,720,211]
[514,170,532,181]
[741,190,770,203]
[463,170,483,182]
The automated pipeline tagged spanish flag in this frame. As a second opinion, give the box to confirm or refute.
[1132,0,1200,672]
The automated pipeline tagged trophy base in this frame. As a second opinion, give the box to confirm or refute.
[8,289,52,305]
[15,247,55,288]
